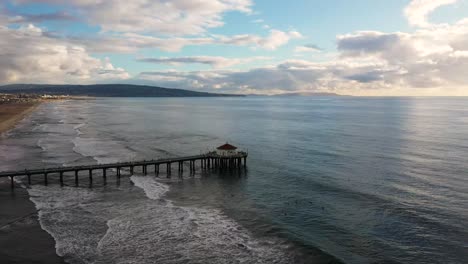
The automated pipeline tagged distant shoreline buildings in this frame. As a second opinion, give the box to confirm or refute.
[0,93,71,104]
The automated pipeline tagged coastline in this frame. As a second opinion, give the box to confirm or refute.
[0,101,41,135]
[0,101,66,263]
[0,181,66,263]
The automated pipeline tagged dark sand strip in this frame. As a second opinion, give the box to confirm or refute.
[0,179,65,263]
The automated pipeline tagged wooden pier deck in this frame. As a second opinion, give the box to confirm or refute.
[0,152,248,188]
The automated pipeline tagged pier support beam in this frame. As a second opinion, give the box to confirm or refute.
[10,176,14,189]
[44,173,48,186]
[60,172,64,186]
[75,170,79,186]
[27,174,31,186]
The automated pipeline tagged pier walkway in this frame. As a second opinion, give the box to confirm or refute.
[0,151,248,188]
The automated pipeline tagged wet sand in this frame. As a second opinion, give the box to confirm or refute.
[0,102,40,134]
[0,102,65,263]
[0,179,65,263]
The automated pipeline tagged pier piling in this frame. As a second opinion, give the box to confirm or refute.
[60,172,64,186]
[166,163,171,178]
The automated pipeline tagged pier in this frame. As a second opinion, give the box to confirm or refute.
[0,150,248,189]
[0,152,247,188]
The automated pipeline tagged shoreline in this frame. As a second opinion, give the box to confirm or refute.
[0,180,66,263]
[0,101,41,135]
[0,96,93,135]
[0,100,66,263]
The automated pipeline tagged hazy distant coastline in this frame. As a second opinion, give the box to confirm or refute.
[0,84,243,98]
[246,92,346,97]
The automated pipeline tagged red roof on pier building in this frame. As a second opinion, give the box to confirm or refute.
[217,143,237,150]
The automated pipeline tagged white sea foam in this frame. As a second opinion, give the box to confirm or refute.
[130,175,169,200]
[36,138,48,151]
[73,123,86,135]
[125,176,288,263]
[28,186,105,264]
[26,176,288,264]
[72,137,137,164]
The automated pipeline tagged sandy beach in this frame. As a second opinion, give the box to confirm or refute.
[0,102,41,135]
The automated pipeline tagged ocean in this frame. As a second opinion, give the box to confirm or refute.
[1,97,467,263]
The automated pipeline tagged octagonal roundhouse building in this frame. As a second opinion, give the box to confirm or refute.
[216,143,238,156]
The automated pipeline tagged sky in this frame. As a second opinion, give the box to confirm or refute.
[1,0,468,96]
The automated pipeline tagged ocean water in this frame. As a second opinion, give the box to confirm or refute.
[1,97,467,264]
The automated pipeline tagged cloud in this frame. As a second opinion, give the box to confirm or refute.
[404,0,458,27]
[77,33,215,53]
[137,56,270,68]
[14,0,252,35]
[137,59,362,94]
[294,43,322,53]
[7,11,77,23]
[77,30,302,53]
[138,15,468,95]
[3,0,468,95]
[337,31,417,63]
[336,20,468,88]
[0,24,129,84]
[7,1,301,53]
[216,30,302,50]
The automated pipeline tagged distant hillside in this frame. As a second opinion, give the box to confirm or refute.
[0,84,243,97]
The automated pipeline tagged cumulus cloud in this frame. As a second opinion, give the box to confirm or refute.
[3,0,468,95]
[15,0,252,35]
[404,0,458,27]
[138,9,468,95]
[0,0,301,85]
[336,17,468,88]
[0,24,129,84]
[137,56,270,68]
